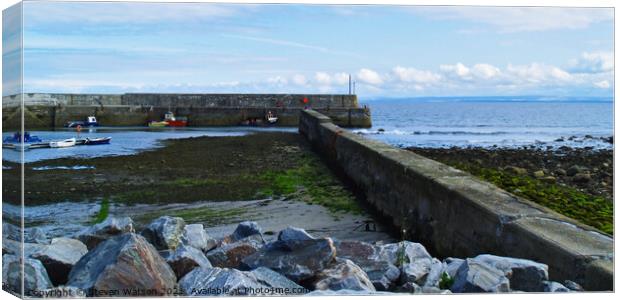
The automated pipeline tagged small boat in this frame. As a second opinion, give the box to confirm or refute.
[84,137,111,145]
[267,116,278,124]
[65,116,99,128]
[148,112,187,127]
[148,121,169,127]
[49,138,76,148]
[3,132,42,143]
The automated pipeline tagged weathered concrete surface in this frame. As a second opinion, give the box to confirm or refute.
[298,109,613,291]
[2,93,371,129]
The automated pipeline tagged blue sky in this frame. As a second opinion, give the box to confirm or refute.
[2,1,614,98]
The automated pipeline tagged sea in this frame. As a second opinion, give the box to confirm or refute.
[355,97,614,149]
[1,96,613,164]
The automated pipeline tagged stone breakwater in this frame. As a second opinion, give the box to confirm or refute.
[2,216,588,297]
[1,93,371,129]
[298,109,613,291]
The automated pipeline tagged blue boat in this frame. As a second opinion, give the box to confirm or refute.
[65,116,99,128]
[84,137,111,145]
[3,132,42,143]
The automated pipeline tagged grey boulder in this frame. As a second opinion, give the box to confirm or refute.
[277,226,315,241]
[3,223,49,244]
[67,233,176,296]
[3,238,46,257]
[179,267,306,296]
[207,235,264,268]
[334,240,399,291]
[232,221,263,242]
[242,237,336,282]
[76,216,134,250]
[181,224,216,252]
[2,254,53,296]
[450,258,510,293]
[473,254,548,292]
[164,244,212,278]
[141,216,186,250]
[313,258,376,292]
[32,237,88,285]
[542,281,570,292]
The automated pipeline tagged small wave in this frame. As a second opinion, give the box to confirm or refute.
[32,165,95,171]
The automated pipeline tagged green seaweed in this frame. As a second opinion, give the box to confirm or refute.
[258,156,362,214]
[92,198,110,224]
[438,272,454,290]
[449,162,613,235]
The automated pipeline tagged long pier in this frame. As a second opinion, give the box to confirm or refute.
[1,93,371,130]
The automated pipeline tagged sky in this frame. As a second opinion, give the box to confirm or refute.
[2,1,615,99]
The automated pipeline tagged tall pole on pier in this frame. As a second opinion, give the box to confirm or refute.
[348,74,352,95]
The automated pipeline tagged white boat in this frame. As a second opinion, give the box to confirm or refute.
[49,138,76,148]
[267,117,278,124]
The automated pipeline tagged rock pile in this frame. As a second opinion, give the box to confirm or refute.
[2,218,586,296]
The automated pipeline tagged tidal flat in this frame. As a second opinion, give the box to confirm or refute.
[2,132,395,242]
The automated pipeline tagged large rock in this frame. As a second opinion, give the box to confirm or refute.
[207,235,264,268]
[473,254,548,292]
[179,267,306,296]
[3,238,46,257]
[334,240,399,291]
[3,223,48,244]
[164,244,212,279]
[232,221,263,242]
[32,237,88,285]
[313,258,376,292]
[423,259,446,288]
[67,233,176,296]
[76,216,134,250]
[2,254,53,296]
[450,258,510,293]
[141,216,185,250]
[277,226,314,241]
[444,257,464,278]
[376,241,432,266]
[542,281,570,292]
[181,224,216,252]
[242,237,336,282]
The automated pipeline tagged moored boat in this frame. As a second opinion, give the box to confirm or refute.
[148,112,187,127]
[49,138,76,148]
[84,137,111,145]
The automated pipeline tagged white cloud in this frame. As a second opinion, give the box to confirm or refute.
[569,51,614,73]
[413,7,613,32]
[314,72,332,85]
[357,68,383,85]
[440,63,471,79]
[594,80,610,89]
[333,72,350,85]
[392,66,441,84]
[292,74,307,86]
[471,64,501,79]
[267,76,288,85]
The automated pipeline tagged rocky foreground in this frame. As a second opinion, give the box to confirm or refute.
[3,216,585,297]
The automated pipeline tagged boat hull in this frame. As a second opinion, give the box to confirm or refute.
[49,138,76,148]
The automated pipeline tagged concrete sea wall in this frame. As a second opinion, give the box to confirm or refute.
[298,109,613,291]
[2,93,371,129]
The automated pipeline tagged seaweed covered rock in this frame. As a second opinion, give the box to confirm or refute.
[312,258,376,292]
[164,244,212,278]
[76,216,134,250]
[67,233,176,296]
[32,237,88,285]
[242,237,336,282]
[2,254,53,296]
[141,216,185,250]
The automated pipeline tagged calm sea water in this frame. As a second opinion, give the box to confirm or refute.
[355,99,614,149]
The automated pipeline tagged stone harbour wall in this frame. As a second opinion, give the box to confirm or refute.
[298,109,613,291]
